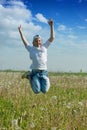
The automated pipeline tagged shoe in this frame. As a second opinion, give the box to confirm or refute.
[21,71,30,79]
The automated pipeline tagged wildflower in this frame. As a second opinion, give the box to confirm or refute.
[11,119,22,129]
[73,109,77,113]
[78,101,83,106]
[11,119,18,128]
[50,95,57,104]
[51,127,57,130]
[30,122,35,128]
[51,95,57,100]
[40,106,45,111]
[66,102,71,109]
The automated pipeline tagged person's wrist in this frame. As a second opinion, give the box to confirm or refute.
[19,29,22,33]
[50,25,53,28]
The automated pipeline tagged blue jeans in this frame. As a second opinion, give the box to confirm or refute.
[29,70,50,94]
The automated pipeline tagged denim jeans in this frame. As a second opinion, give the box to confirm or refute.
[29,70,50,94]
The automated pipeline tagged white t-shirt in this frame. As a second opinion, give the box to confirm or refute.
[25,40,51,70]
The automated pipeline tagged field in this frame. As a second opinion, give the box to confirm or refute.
[0,71,87,130]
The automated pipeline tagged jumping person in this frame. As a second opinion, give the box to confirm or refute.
[18,19,54,94]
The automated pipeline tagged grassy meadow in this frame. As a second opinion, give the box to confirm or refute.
[0,71,87,130]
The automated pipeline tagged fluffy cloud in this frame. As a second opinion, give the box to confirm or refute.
[68,34,77,39]
[0,0,44,47]
[35,13,48,24]
[77,26,86,29]
[57,24,66,31]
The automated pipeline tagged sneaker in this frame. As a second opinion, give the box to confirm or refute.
[21,71,30,79]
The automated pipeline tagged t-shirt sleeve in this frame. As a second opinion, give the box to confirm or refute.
[25,44,31,52]
[43,40,51,48]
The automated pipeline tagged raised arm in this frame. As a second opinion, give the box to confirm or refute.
[48,19,54,43]
[18,25,29,46]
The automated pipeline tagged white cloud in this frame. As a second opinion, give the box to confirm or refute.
[68,34,77,39]
[35,13,48,24]
[85,19,87,22]
[0,2,32,24]
[57,24,66,31]
[0,0,42,47]
[7,0,25,8]
[77,26,86,29]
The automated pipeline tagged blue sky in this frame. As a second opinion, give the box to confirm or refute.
[0,0,87,72]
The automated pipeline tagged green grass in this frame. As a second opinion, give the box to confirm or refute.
[0,72,87,130]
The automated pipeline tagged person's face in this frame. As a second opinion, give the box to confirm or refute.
[33,37,42,47]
